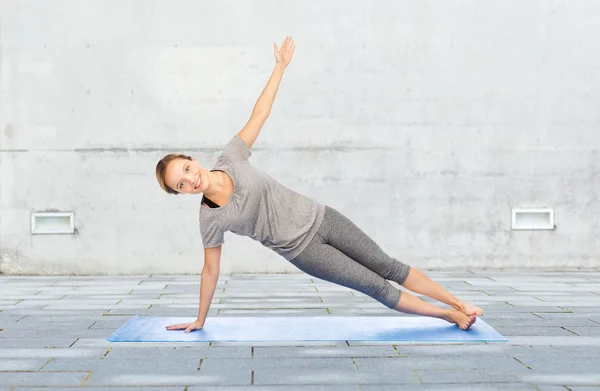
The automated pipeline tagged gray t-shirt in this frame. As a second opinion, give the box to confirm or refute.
[199,135,325,261]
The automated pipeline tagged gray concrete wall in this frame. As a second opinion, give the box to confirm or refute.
[1,0,599,275]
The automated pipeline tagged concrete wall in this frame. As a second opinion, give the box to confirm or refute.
[1,0,599,275]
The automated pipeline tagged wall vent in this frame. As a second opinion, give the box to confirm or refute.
[511,208,554,230]
[31,212,75,234]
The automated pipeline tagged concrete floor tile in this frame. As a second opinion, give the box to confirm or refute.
[0,358,48,371]
[354,356,530,373]
[254,369,421,385]
[416,369,519,384]
[563,326,600,336]
[0,347,108,359]
[518,373,600,386]
[13,388,183,391]
[0,338,79,348]
[361,385,538,391]
[104,346,250,359]
[41,357,201,373]
[186,388,358,391]
[83,372,251,386]
[0,372,89,387]
[494,326,579,336]
[252,345,399,358]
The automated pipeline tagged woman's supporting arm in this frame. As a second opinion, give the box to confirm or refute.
[165,245,222,332]
[195,245,222,328]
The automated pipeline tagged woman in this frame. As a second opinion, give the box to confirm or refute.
[156,37,483,333]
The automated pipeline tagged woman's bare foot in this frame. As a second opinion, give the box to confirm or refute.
[443,310,477,330]
[456,301,484,317]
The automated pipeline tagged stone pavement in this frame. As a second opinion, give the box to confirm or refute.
[1,270,600,390]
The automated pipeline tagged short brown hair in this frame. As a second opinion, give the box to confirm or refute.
[155,154,192,195]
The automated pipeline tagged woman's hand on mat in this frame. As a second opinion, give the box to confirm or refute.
[274,36,295,68]
[165,320,204,333]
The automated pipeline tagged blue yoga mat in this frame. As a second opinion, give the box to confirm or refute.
[107,316,507,343]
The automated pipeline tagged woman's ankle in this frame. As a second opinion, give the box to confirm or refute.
[451,299,464,312]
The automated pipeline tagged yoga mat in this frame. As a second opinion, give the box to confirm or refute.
[107,316,507,343]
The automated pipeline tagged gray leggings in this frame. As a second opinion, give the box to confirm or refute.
[290,206,411,309]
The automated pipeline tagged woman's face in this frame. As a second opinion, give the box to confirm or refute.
[164,158,210,195]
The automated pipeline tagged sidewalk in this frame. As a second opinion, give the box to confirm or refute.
[1,270,600,390]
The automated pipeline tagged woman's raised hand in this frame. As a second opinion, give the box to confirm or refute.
[274,36,296,68]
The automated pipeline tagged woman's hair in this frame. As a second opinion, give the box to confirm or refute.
[155,154,192,195]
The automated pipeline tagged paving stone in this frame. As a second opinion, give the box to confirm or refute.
[63,294,160,299]
[0,328,112,339]
[18,299,121,306]
[494,326,579,336]
[105,308,217,316]
[217,309,330,316]
[477,305,571,313]
[518,356,600,373]
[563,326,600,336]
[148,304,201,309]
[536,387,574,391]
[40,304,117,310]
[394,343,531,357]
[357,309,407,316]
[456,296,545,302]
[474,312,541,321]
[214,292,354,298]
[353,356,530,373]
[252,346,399,358]
[0,315,27,323]
[71,338,211,348]
[325,309,368,315]
[1,320,97,330]
[187,387,360,391]
[533,312,600,320]
[254,369,421,385]
[0,372,88,387]
[0,306,48,315]
[211,303,382,309]
[42,357,200,373]
[535,296,600,302]
[219,297,324,303]
[0,348,108,359]
[84,371,251,386]
[1,308,109,317]
[511,346,600,361]
[516,286,600,292]
[89,318,137,329]
[484,318,589,327]
[361,384,538,391]
[507,336,600,346]
[416,369,519,384]
[0,358,48,370]
[13,315,98,323]
[0,338,78,348]
[517,373,600,385]
[209,341,348,347]
[13,388,184,391]
[346,341,436,346]
[510,291,596,296]
[105,346,250,359]
[200,358,356,373]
